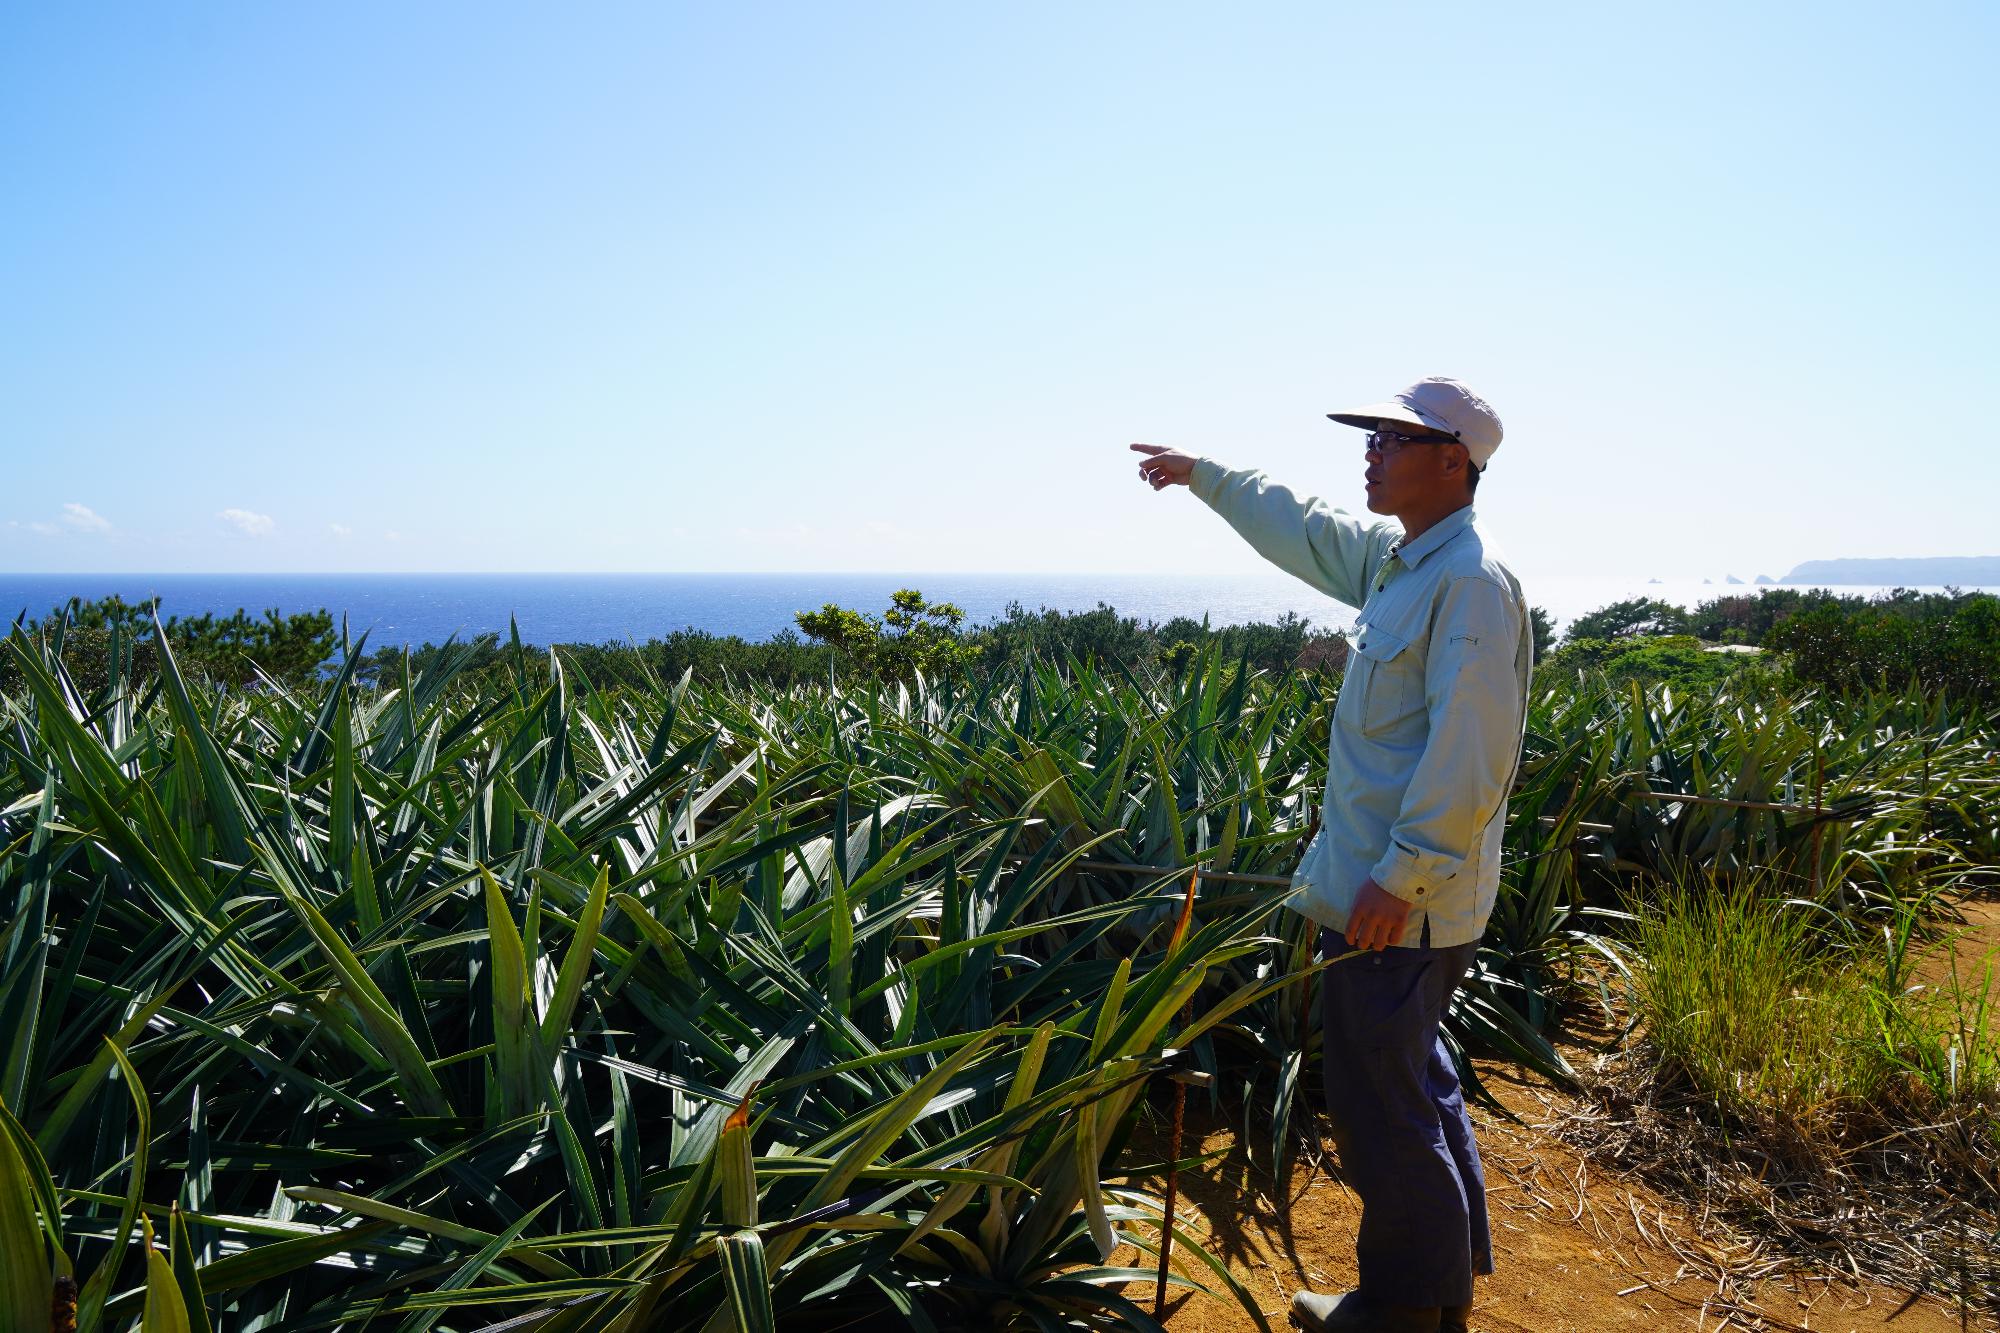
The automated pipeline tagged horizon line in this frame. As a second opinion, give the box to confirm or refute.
[0,567,1818,579]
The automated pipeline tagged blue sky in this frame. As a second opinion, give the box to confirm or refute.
[4,2,1995,583]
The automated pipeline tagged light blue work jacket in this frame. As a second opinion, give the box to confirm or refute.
[1191,459,1533,948]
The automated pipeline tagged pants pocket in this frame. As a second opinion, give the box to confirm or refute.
[1321,933,1445,1051]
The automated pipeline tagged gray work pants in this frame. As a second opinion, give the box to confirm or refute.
[1318,927,1494,1309]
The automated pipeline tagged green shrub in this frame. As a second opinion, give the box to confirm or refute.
[1538,634,1764,693]
[1685,587,1833,644]
[1561,597,1693,645]
[1529,605,1555,661]
[0,626,159,698]
[796,588,979,681]
[1765,589,2000,703]
[979,600,1161,670]
[4,597,335,692]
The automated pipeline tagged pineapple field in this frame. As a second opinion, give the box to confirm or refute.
[1,618,1994,1331]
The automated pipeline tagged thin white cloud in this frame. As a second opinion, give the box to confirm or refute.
[28,521,58,536]
[62,503,111,532]
[731,523,816,546]
[329,522,354,538]
[219,507,276,537]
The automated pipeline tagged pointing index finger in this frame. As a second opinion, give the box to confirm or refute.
[1129,443,1167,456]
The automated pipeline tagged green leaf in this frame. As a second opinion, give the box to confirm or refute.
[828,863,853,1019]
[147,613,252,863]
[388,1277,638,1310]
[0,1093,54,1331]
[1074,1095,1116,1263]
[716,1091,758,1230]
[140,1214,192,1333]
[167,1205,212,1333]
[261,849,452,1117]
[483,866,536,1121]
[400,1197,556,1333]
[78,1037,152,1333]
[187,1221,394,1294]
[770,1030,994,1271]
[0,786,54,1113]
[280,1187,576,1279]
[716,1230,775,1333]
[1088,956,1132,1063]
[539,864,610,1062]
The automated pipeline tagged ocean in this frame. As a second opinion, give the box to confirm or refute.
[2,572,1993,650]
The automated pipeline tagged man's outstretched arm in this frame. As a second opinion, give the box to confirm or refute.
[1130,444,1388,610]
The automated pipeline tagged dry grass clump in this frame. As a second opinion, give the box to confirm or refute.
[1559,874,2000,1319]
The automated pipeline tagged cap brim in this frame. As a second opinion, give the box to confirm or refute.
[1326,400,1457,435]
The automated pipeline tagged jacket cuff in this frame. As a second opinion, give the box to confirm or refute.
[1370,843,1447,907]
[1189,457,1228,502]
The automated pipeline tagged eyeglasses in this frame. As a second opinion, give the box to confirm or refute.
[1362,428,1457,457]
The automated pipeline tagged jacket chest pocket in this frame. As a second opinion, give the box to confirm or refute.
[1340,624,1424,739]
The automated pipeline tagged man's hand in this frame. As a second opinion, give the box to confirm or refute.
[1345,877,1413,952]
[1130,443,1197,491]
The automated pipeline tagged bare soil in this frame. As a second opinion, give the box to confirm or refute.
[1912,896,2000,1034]
[1113,1059,1992,1333]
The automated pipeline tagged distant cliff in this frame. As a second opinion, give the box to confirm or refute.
[1782,557,2000,585]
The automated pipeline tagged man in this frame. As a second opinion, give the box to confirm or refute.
[1130,377,1530,1333]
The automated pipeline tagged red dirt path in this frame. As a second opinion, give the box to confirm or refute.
[1912,896,2000,1035]
[1112,1060,1991,1333]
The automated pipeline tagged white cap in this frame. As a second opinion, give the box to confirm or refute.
[1327,377,1504,470]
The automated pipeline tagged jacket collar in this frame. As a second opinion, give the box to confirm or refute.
[1392,503,1476,570]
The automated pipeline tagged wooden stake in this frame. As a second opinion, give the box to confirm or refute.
[1156,1075,1186,1319]
[1156,869,1200,1321]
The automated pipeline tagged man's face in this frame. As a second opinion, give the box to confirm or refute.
[1361,421,1466,515]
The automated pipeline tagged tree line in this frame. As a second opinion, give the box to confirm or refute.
[8,585,1997,705]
